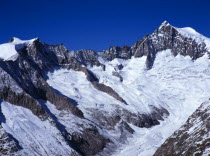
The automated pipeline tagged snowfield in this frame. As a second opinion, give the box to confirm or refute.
[176,27,210,50]
[1,101,75,156]
[47,49,210,156]
[0,37,36,61]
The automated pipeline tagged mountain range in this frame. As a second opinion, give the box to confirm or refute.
[0,21,209,156]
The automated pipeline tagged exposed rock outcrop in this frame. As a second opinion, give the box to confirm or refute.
[112,71,123,82]
[0,126,20,155]
[154,101,210,156]
[71,128,110,156]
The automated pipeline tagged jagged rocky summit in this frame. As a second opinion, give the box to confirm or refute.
[0,21,209,156]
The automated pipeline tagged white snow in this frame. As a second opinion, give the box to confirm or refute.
[47,49,210,156]
[176,27,210,50]
[44,100,93,134]
[0,101,75,156]
[47,68,123,114]
[111,50,210,156]
[0,37,36,61]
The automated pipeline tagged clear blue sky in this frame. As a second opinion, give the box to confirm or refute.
[0,0,210,51]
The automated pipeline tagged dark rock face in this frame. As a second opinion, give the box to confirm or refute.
[153,22,207,59]
[0,89,46,118]
[154,101,210,156]
[88,108,122,130]
[25,39,69,71]
[0,66,47,118]
[0,126,20,155]
[117,106,169,128]
[112,71,123,82]
[131,34,150,58]
[82,106,169,155]
[99,45,132,61]
[117,64,124,70]
[92,82,127,104]
[120,120,135,134]
[69,49,101,67]
[89,105,169,131]
[71,128,110,156]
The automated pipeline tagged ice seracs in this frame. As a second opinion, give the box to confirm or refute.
[0,37,37,61]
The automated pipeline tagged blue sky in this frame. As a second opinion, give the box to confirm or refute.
[0,0,210,51]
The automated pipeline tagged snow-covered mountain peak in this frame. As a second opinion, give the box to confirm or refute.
[176,27,210,50]
[0,37,37,61]
[158,20,170,29]
[157,21,210,50]
[9,37,38,44]
[157,21,210,51]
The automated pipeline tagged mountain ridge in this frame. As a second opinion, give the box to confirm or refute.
[0,21,209,156]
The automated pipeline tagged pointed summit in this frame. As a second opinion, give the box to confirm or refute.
[158,20,171,29]
[162,20,169,25]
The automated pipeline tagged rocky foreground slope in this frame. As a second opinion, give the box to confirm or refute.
[0,21,209,156]
[154,101,210,156]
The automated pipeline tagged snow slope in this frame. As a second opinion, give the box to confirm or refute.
[176,27,210,50]
[154,101,210,156]
[112,50,210,156]
[47,69,123,114]
[0,38,36,61]
[47,49,210,156]
[1,101,75,156]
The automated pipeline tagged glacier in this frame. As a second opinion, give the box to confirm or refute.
[0,21,209,155]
